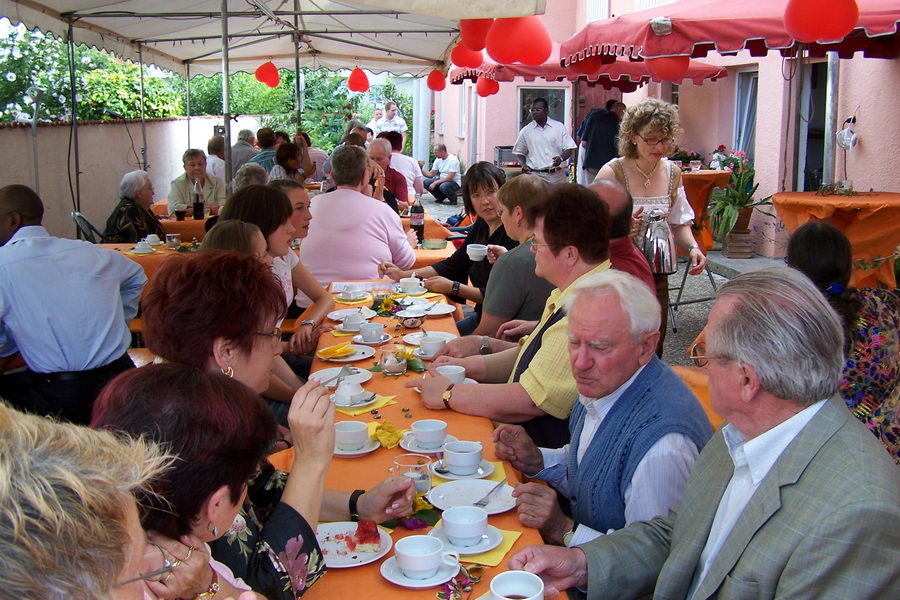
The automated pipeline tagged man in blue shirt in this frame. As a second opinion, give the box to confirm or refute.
[248,127,278,174]
[0,185,146,423]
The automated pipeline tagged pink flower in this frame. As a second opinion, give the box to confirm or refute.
[276,535,310,592]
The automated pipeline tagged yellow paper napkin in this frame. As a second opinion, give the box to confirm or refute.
[366,420,407,449]
[432,461,506,487]
[432,520,522,567]
[333,293,373,305]
[330,328,355,337]
[392,291,443,299]
[337,395,396,417]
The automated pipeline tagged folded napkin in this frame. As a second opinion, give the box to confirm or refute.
[333,293,373,305]
[392,291,443,299]
[432,520,522,567]
[330,328,355,337]
[316,341,355,359]
[432,461,506,487]
[337,394,396,417]
[366,419,408,449]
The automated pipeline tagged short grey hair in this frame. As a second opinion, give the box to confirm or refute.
[234,163,268,189]
[563,269,660,338]
[237,129,255,142]
[331,145,368,186]
[119,170,150,200]
[368,138,392,156]
[713,267,844,406]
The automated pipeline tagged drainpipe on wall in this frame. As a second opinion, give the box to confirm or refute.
[822,52,839,185]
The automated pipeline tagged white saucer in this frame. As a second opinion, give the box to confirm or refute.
[336,323,362,333]
[328,307,376,321]
[399,434,459,454]
[428,480,516,515]
[396,296,429,306]
[421,304,455,317]
[146,241,165,247]
[130,247,155,254]
[318,344,375,362]
[396,288,428,297]
[428,524,503,556]
[380,556,460,589]
[412,348,439,360]
[430,459,494,480]
[316,521,392,568]
[331,392,378,409]
[396,309,427,318]
[402,331,458,346]
[336,292,369,302]
[310,367,372,388]
[333,436,380,458]
[352,333,391,346]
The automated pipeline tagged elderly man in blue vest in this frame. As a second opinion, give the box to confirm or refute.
[494,269,712,548]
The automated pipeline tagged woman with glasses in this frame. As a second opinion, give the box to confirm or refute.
[137,252,414,598]
[378,162,518,335]
[595,98,707,349]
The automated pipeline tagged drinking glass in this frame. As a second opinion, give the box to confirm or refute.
[381,344,407,376]
[690,160,702,173]
[165,233,181,250]
[390,453,432,494]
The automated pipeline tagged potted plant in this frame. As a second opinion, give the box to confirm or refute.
[706,149,773,243]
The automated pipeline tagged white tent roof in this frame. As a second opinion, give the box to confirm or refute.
[1,0,545,76]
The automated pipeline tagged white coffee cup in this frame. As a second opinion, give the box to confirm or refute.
[334,421,368,451]
[489,570,544,600]
[339,284,364,299]
[466,244,488,261]
[436,365,466,384]
[400,277,426,294]
[442,440,483,476]
[408,419,447,450]
[333,381,366,406]
[418,335,446,357]
[341,314,365,331]
[359,322,384,343]
[145,234,161,245]
[442,506,488,547]
[394,535,460,580]
[135,240,151,251]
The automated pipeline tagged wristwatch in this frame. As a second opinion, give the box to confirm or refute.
[349,489,365,522]
[687,244,700,253]
[451,281,461,296]
[479,335,492,355]
[301,318,317,327]
[562,529,576,547]
[441,384,456,409]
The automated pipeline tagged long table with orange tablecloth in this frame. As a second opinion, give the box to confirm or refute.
[401,213,455,241]
[773,191,900,289]
[682,170,732,251]
[270,286,563,599]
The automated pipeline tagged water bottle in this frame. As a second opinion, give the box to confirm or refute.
[191,178,205,220]
[409,200,425,244]
[642,209,677,275]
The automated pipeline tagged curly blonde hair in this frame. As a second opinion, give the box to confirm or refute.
[617,98,680,159]
[0,403,173,598]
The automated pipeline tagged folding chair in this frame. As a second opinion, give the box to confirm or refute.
[70,211,106,243]
[667,257,718,333]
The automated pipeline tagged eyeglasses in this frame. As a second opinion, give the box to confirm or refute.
[528,234,549,250]
[115,565,176,587]
[637,135,674,147]
[688,342,731,368]
[255,327,283,340]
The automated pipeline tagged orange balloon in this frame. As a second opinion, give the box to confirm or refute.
[451,43,484,68]
[486,17,552,65]
[645,56,691,82]
[460,19,494,51]
[784,0,859,43]
[347,67,369,92]
[426,69,446,91]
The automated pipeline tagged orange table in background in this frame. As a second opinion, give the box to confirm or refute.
[272,288,560,599]
[401,213,454,241]
[100,243,182,279]
[773,191,900,289]
[682,170,732,251]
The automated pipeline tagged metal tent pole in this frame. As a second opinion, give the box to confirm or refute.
[66,20,82,216]
[186,62,192,149]
[137,45,149,171]
[221,0,233,187]
[822,52,840,185]
[293,0,304,127]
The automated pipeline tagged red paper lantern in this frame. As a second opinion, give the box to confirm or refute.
[476,76,499,97]
[450,43,484,69]
[784,0,859,43]
[426,69,446,92]
[485,17,552,65]
[645,56,691,82]
[459,19,494,52]
[347,68,369,93]
[255,61,279,87]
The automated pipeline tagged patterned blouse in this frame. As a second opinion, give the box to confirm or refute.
[102,198,166,244]
[839,287,900,463]
[210,463,326,598]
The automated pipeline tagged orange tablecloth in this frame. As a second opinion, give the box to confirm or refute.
[412,245,455,270]
[159,216,212,242]
[272,290,559,599]
[100,243,183,280]
[773,191,900,289]
[401,213,454,241]
[682,170,732,251]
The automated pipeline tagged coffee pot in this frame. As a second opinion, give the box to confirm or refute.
[642,209,677,275]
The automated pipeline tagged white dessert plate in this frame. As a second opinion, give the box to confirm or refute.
[316,521,392,568]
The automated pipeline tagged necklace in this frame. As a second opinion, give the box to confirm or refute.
[632,159,659,189]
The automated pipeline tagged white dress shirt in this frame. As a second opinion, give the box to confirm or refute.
[512,118,577,171]
[0,226,145,372]
[535,364,700,546]
[686,399,828,599]
[206,154,225,180]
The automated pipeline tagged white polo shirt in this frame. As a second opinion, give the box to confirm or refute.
[513,118,577,171]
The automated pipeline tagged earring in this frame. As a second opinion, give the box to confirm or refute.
[221,366,234,378]
[210,524,218,537]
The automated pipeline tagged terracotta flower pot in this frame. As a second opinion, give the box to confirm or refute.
[732,206,753,233]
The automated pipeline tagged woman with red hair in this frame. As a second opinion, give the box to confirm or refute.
[138,251,414,597]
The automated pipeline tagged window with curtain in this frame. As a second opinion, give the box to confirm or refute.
[733,70,758,162]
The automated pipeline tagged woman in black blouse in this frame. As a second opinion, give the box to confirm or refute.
[103,170,166,243]
[379,162,517,334]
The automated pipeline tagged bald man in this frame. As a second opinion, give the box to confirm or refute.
[0,185,145,424]
[589,179,655,293]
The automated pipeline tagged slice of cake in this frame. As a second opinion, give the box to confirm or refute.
[353,520,381,553]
